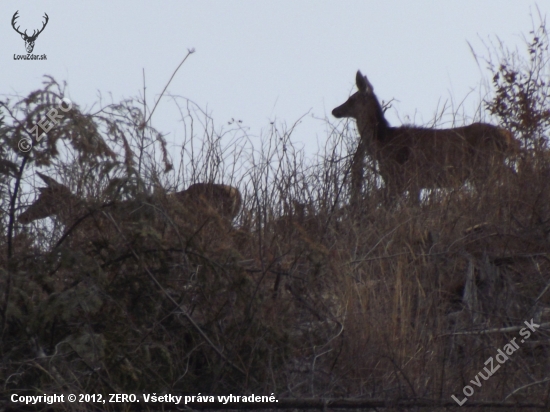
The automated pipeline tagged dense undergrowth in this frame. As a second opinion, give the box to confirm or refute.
[1,20,550,412]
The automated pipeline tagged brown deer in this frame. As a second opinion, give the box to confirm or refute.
[171,183,242,222]
[18,173,242,225]
[332,71,519,204]
[18,173,84,225]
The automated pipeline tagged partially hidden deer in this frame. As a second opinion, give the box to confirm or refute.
[170,183,242,222]
[18,173,242,226]
[332,71,520,204]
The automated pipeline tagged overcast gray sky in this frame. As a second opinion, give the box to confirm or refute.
[2,1,547,155]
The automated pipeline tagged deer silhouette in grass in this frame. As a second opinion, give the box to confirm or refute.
[332,71,520,204]
[18,173,242,227]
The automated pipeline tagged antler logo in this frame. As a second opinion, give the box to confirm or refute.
[11,11,49,54]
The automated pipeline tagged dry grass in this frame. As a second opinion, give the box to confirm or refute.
[1,21,550,411]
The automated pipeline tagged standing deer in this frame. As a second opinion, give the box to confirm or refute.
[332,71,519,204]
[18,173,242,226]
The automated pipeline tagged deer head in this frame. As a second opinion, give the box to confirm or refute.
[18,173,78,224]
[12,11,49,54]
[332,71,389,137]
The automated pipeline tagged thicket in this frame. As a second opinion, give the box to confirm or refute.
[1,19,550,412]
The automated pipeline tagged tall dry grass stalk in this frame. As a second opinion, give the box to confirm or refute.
[1,18,550,408]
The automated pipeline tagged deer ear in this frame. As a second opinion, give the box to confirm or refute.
[356,71,373,94]
[37,172,63,189]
